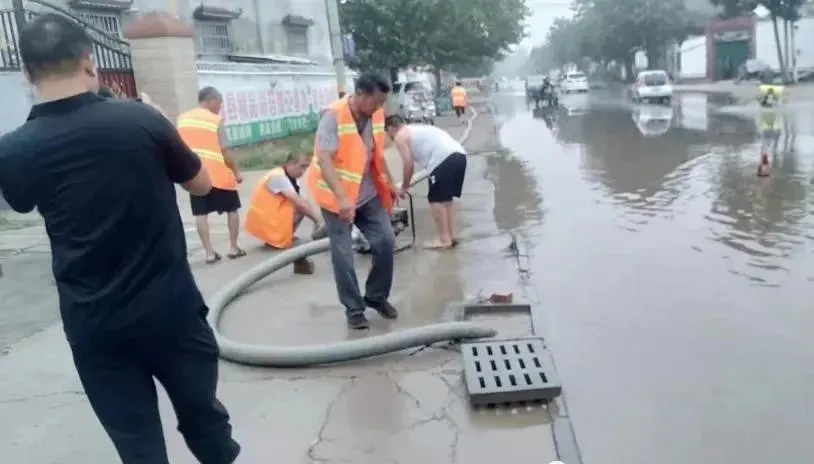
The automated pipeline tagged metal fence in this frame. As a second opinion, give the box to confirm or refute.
[0,0,136,97]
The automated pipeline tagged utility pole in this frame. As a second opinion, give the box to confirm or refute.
[325,0,347,97]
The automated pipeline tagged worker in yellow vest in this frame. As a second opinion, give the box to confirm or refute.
[177,87,246,264]
[450,81,468,119]
[244,152,324,249]
[306,72,402,330]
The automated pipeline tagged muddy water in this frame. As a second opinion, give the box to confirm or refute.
[484,93,814,464]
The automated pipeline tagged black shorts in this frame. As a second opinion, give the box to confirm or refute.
[454,106,466,117]
[190,187,241,216]
[427,153,467,203]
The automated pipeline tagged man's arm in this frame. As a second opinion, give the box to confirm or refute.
[218,124,241,179]
[0,148,35,213]
[314,111,346,202]
[146,107,211,196]
[266,175,322,223]
[393,132,415,189]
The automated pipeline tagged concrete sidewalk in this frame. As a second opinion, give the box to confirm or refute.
[673,80,814,102]
[0,109,562,463]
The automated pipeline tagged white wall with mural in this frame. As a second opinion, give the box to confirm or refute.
[196,62,355,147]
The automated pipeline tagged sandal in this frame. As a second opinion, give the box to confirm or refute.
[205,253,222,264]
[227,248,247,259]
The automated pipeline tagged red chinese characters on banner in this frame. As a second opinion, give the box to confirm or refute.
[298,88,309,112]
[223,91,239,123]
[267,90,278,117]
[247,91,259,120]
[235,91,249,122]
[276,91,286,116]
[256,89,270,119]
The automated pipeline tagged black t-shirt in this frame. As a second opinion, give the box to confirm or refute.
[0,92,205,345]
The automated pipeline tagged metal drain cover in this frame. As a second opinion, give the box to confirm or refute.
[462,337,562,405]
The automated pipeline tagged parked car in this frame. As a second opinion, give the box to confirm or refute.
[560,71,589,93]
[630,70,673,105]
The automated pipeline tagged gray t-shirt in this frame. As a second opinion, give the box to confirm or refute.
[315,110,377,207]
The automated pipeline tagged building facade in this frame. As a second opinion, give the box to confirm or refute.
[0,0,333,63]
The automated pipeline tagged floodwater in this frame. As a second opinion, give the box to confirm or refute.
[479,92,814,464]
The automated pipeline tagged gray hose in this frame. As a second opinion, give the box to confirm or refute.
[207,107,495,367]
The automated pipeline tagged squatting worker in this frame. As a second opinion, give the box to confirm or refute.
[245,152,325,248]
[384,115,468,249]
[177,87,246,264]
[306,72,403,330]
[450,81,468,120]
[0,14,240,463]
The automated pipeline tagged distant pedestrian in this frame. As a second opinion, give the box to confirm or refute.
[177,87,246,264]
[384,114,467,249]
[305,72,401,330]
[0,14,240,463]
[450,81,468,119]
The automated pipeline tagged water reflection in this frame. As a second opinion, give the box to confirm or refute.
[483,151,544,232]
[631,104,673,137]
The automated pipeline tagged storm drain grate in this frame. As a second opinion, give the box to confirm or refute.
[462,337,562,406]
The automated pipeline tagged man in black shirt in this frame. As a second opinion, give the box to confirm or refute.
[0,14,240,463]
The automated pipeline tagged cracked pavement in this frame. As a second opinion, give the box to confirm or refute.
[0,111,560,463]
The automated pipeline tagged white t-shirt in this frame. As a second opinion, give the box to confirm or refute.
[407,124,466,172]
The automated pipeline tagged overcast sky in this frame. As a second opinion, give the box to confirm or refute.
[523,0,574,47]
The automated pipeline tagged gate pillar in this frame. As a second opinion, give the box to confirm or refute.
[124,12,196,121]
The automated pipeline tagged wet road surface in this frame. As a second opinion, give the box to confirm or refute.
[490,91,814,463]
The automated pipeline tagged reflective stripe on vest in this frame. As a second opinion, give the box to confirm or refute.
[176,107,236,190]
[306,97,392,213]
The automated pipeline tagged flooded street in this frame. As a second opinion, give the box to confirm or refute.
[482,92,814,463]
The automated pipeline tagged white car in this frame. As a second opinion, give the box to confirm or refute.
[560,72,589,93]
[631,70,673,105]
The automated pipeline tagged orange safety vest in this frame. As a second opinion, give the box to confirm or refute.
[451,86,467,107]
[176,107,236,191]
[244,167,296,248]
[305,98,393,213]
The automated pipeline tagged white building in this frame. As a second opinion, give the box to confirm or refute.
[12,0,334,64]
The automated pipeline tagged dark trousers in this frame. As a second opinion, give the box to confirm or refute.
[70,308,240,464]
[322,196,395,318]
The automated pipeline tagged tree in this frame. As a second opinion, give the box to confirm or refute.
[540,0,706,80]
[417,0,530,87]
[339,0,528,87]
[760,0,803,82]
[338,0,429,80]
[708,0,759,18]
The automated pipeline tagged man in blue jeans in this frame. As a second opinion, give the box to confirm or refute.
[309,73,402,329]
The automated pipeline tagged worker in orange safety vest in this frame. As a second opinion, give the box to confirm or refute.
[177,87,246,264]
[244,152,324,249]
[305,72,402,330]
[450,81,468,119]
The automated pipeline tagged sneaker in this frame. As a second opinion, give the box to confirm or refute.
[347,313,370,330]
[364,297,399,319]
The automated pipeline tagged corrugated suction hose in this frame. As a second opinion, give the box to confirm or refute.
[207,106,496,367]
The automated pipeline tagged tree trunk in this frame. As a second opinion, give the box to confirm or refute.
[646,46,660,70]
[432,66,443,91]
[623,56,635,83]
[783,18,790,82]
[771,14,788,83]
[389,68,399,84]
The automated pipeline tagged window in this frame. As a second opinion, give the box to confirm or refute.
[76,12,121,37]
[285,25,308,56]
[196,20,233,54]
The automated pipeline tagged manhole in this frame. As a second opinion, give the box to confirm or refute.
[462,337,562,406]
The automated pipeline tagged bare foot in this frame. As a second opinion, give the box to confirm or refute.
[423,239,453,250]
